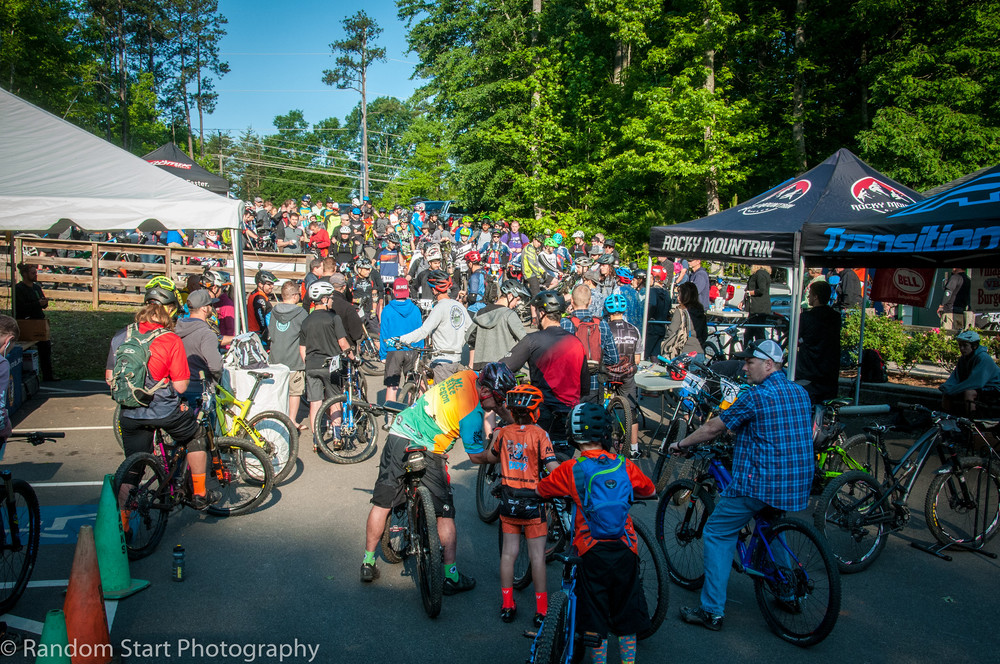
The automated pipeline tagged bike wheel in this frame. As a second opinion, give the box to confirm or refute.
[360,341,385,376]
[655,479,713,590]
[828,434,887,484]
[413,485,443,618]
[0,480,41,613]
[753,518,841,647]
[925,456,1000,546]
[652,420,689,493]
[813,470,889,573]
[497,524,533,590]
[113,404,124,451]
[246,410,300,484]
[206,437,274,517]
[315,398,378,464]
[703,341,723,364]
[533,590,569,664]
[607,396,634,457]
[381,504,409,564]
[397,381,419,406]
[476,462,502,523]
[113,452,168,560]
[633,517,669,639]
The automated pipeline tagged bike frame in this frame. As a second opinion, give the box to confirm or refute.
[213,374,269,444]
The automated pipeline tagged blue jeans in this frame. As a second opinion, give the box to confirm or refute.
[700,494,767,617]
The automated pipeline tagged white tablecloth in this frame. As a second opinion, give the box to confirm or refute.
[221,365,290,419]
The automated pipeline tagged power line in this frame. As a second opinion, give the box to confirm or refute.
[223,155,410,185]
[237,137,410,166]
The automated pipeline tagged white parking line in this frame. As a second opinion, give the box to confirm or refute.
[13,426,112,433]
[1,598,118,635]
[32,482,104,488]
[38,386,108,394]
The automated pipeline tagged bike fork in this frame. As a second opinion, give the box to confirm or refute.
[1,471,17,548]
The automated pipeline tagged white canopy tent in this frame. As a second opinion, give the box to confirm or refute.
[0,88,247,329]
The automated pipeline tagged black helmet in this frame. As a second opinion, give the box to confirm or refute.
[426,269,452,293]
[500,279,530,300]
[596,254,616,265]
[477,362,517,401]
[567,403,610,447]
[530,289,566,315]
[255,270,277,285]
[144,285,178,307]
[386,233,400,244]
[355,257,373,270]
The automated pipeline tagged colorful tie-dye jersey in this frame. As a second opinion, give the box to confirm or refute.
[389,370,487,454]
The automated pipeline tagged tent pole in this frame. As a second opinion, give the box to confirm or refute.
[854,271,871,404]
[231,217,247,334]
[786,257,804,377]
[641,256,652,358]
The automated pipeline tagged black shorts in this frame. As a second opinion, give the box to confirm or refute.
[577,541,651,639]
[383,350,418,388]
[370,434,455,518]
[527,276,542,299]
[305,366,343,403]
[608,375,638,414]
[119,408,204,458]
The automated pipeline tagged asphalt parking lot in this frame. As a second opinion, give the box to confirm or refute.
[0,379,996,664]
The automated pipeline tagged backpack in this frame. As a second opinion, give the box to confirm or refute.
[224,332,269,370]
[571,316,603,374]
[110,324,170,408]
[572,454,634,541]
[860,348,888,383]
[483,278,500,305]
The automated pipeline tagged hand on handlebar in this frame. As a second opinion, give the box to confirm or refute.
[667,440,692,458]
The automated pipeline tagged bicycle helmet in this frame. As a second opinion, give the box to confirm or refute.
[477,362,517,402]
[543,238,558,248]
[576,257,592,268]
[426,270,453,293]
[616,267,633,284]
[500,279,530,300]
[255,270,277,286]
[200,270,225,288]
[307,281,335,300]
[567,403,610,446]
[604,293,628,315]
[459,227,472,237]
[552,233,563,245]
[530,290,566,315]
[144,275,176,292]
[386,233,400,244]
[355,257,373,270]
[506,384,544,422]
[338,225,352,235]
[424,246,443,262]
[462,215,474,225]
[956,330,981,344]
[144,285,178,307]
[466,250,482,264]
[597,253,615,265]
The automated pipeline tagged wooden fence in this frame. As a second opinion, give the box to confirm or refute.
[0,236,309,308]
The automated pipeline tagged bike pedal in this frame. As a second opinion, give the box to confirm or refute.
[580,632,602,648]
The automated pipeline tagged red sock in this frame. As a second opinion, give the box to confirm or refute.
[192,472,206,497]
[536,591,547,615]
[501,587,515,609]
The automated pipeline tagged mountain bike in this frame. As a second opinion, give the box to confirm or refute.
[525,496,668,664]
[602,380,634,458]
[379,445,444,618]
[656,443,841,646]
[310,355,378,464]
[809,398,892,493]
[813,403,1000,573]
[114,413,274,560]
[394,343,444,405]
[703,320,745,364]
[0,432,63,613]
[358,320,384,377]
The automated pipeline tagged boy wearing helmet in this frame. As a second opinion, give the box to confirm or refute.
[940,330,1000,415]
[602,293,642,457]
[248,270,276,345]
[484,385,559,625]
[394,270,471,382]
[535,403,655,664]
[361,362,516,591]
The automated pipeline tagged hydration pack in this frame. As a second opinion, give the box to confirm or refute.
[110,324,170,408]
[571,316,603,375]
[572,455,633,541]
[224,332,269,370]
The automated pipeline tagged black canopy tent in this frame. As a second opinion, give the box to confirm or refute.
[142,142,230,196]
[646,148,923,373]
[801,163,1000,268]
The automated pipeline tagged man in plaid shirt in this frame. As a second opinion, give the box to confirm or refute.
[668,339,813,632]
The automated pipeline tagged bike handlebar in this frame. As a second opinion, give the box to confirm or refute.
[837,404,892,417]
[9,431,65,445]
[897,402,975,429]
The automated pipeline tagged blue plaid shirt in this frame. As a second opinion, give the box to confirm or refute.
[718,370,813,511]
[561,310,618,394]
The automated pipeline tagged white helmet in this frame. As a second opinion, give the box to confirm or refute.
[308,281,335,300]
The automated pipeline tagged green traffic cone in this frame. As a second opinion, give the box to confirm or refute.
[93,474,149,599]
[35,609,71,664]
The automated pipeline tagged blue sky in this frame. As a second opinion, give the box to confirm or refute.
[208,0,423,136]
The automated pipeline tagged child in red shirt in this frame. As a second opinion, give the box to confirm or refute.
[485,385,558,626]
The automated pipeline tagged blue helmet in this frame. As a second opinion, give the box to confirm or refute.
[615,267,633,284]
[604,293,627,315]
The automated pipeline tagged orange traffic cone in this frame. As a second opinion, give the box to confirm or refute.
[63,525,113,664]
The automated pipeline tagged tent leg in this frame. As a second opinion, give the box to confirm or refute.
[786,258,804,378]
[854,272,871,404]
[641,257,652,357]
[232,229,247,334]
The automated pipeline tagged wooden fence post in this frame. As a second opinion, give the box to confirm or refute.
[91,242,99,309]
[165,246,172,283]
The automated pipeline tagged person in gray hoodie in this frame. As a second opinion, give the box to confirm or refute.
[269,281,310,427]
[174,289,224,406]
[466,279,530,370]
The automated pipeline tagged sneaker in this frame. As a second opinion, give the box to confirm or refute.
[500,606,517,623]
[189,487,223,511]
[533,613,545,628]
[679,606,724,631]
[442,572,476,595]
[360,563,380,583]
[626,449,642,460]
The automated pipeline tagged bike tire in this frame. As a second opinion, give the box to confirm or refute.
[315,397,379,464]
[752,518,841,647]
[413,485,443,618]
[205,437,274,517]
[813,470,889,574]
[113,452,168,560]
[533,590,569,664]
[397,381,419,406]
[476,462,502,523]
[0,480,41,613]
[381,505,409,564]
[925,456,1000,546]
[497,524,533,591]
[246,410,300,484]
[607,396,634,457]
[113,404,124,451]
[633,517,670,640]
[360,342,385,376]
[652,420,689,493]
[828,433,887,484]
[703,341,723,364]
[655,479,713,590]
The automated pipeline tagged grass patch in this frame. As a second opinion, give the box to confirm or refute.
[46,302,134,380]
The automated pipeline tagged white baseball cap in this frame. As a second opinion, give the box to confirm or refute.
[735,339,784,364]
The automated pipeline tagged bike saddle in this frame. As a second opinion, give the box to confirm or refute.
[863,423,893,436]
[248,371,273,380]
[382,401,408,414]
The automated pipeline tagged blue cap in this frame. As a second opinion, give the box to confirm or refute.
[362,196,370,201]
[352,207,361,214]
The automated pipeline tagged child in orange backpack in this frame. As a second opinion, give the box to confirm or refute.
[485,384,559,626]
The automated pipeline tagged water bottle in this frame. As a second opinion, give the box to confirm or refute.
[172,545,185,582]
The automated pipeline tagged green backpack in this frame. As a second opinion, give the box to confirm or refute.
[110,324,170,408]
